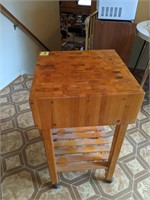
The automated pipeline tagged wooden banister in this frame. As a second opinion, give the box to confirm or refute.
[0,4,50,51]
[85,10,98,50]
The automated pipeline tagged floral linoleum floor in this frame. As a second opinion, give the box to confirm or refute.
[0,74,150,200]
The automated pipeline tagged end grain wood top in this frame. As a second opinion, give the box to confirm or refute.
[30,50,144,99]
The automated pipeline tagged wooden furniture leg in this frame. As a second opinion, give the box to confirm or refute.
[42,129,59,188]
[105,124,128,182]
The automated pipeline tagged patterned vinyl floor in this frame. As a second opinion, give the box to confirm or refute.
[0,74,149,200]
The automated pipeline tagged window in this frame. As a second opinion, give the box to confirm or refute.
[78,0,92,6]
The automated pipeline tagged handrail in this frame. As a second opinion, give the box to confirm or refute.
[85,10,98,50]
[0,4,50,51]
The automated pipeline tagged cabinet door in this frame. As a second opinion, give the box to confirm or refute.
[93,20,136,65]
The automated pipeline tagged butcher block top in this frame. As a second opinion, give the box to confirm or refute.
[30,50,144,99]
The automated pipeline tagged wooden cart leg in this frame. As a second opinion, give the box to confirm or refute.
[42,129,60,188]
[105,124,128,182]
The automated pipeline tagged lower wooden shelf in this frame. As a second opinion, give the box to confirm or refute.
[52,127,110,173]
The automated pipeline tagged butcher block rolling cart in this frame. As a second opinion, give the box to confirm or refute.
[30,50,144,188]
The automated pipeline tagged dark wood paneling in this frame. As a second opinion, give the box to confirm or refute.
[93,20,136,65]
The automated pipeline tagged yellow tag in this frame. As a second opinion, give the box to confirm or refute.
[40,51,49,56]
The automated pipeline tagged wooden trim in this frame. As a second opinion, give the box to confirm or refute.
[0,4,50,51]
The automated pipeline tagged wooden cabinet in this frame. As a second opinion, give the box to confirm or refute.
[93,20,136,65]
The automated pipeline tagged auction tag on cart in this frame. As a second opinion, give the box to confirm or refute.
[40,51,49,56]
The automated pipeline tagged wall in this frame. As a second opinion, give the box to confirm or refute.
[60,0,96,14]
[0,1,61,90]
[60,1,90,14]
[135,0,150,23]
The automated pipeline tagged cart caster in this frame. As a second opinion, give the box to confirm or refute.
[53,184,60,189]
[105,177,114,183]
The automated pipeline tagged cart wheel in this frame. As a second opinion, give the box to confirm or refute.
[105,177,114,183]
[53,184,60,189]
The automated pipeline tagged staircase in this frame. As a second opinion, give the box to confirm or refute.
[85,10,98,50]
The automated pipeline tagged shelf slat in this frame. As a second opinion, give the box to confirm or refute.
[54,138,107,147]
[57,161,108,172]
[55,145,109,155]
[56,152,109,163]
[52,127,109,173]
[53,131,105,140]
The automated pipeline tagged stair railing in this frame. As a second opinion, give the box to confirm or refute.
[0,4,50,51]
[85,10,98,50]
